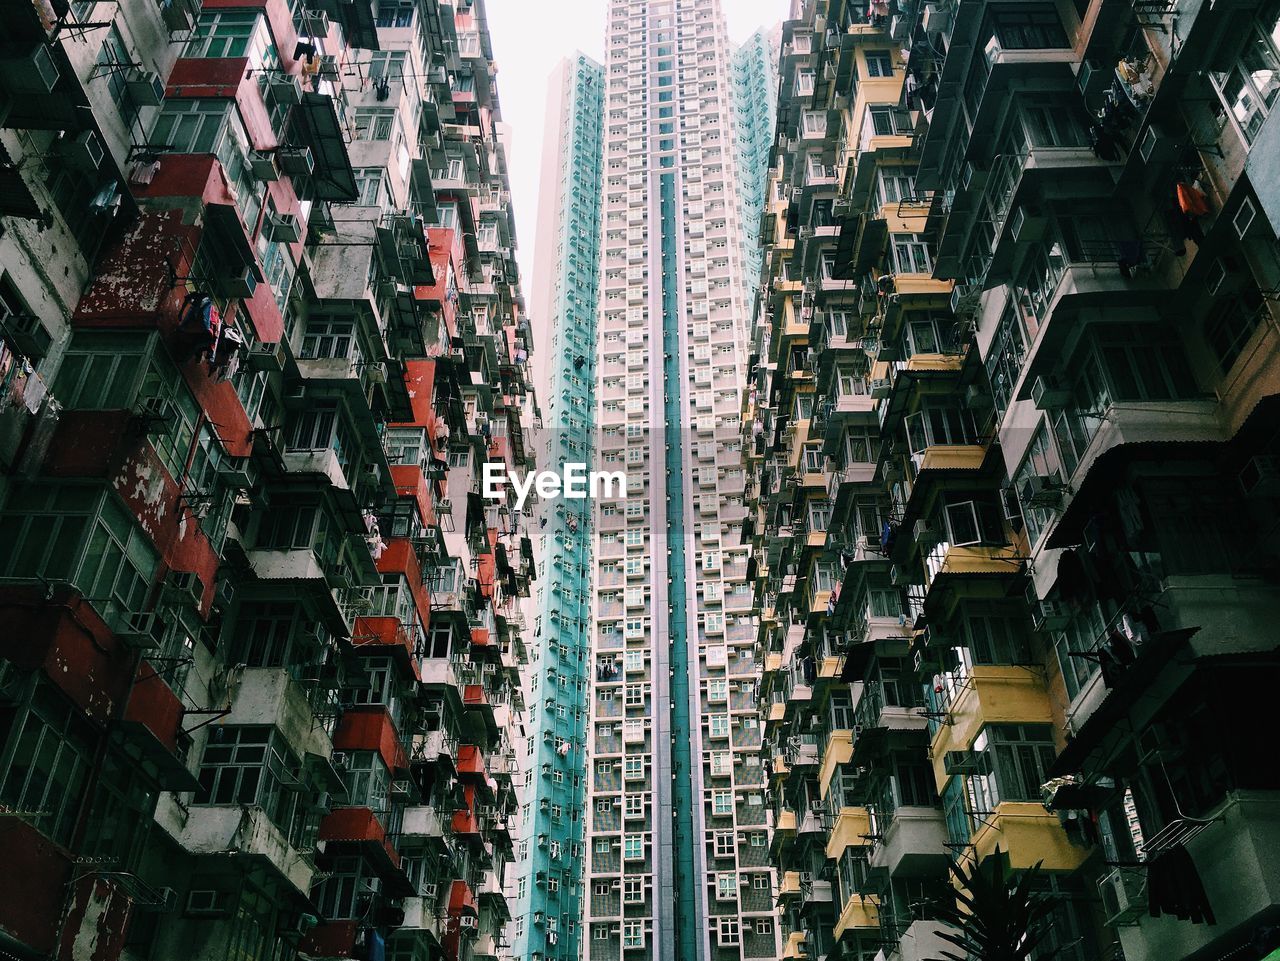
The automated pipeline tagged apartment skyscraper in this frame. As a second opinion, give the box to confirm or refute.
[516,52,604,961]
[585,3,778,961]
[731,27,782,298]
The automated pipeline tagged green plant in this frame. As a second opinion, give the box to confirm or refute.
[929,849,1060,961]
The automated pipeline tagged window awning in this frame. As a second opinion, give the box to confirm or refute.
[291,92,358,203]
[832,213,888,279]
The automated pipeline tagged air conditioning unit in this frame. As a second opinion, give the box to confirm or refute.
[0,44,60,93]
[59,130,104,172]
[1019,473,1064,508]
[266,212,302,243]
[889,564,901,585]
[1239,454,1280,498]
[437,498,453,516]
[363,877,382,895]
[318,55,341,80]
[1076,59,1111,100]
[247,340,286,372]
[330,751,347,767]
[115,610,162,649]
[1099,868,1146,926]
[125,68,166,106]
[267,73,303,106]
[166,570,204,605]
[304,10,330,36]
[422,882,438,900]
[1,311,52,359]
[870,378,891,399]
[1010,205,1046,243]
[277,146,315,176]
[217,455,258,490]
[1031,599,1071,632]
[943,750,991,775]
[912,648,940,677]
[547,932,558,945]
[184,889,233,918]
[217,268,258,300]
[326,562,353,588]
[134,396,177,435]
[949,283,977,315]
[459,915,479,932]
[366,362,388,385]
[249,150,280,181]
[913,519,937,543]
[1030,375,1071,410]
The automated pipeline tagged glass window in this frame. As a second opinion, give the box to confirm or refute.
[184,11,261,59]
[194,726,302,831]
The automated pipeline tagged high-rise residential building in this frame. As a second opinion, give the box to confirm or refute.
[0,2,534,961]
[583,2,778,961]
[515,51,604,961]
[731,26,782,298]
[748,1,1280,961]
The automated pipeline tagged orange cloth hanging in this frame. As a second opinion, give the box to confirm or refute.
[1177,182,1209,217]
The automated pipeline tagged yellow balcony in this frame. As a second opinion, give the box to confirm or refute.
[783,931,809,959]
[834,893,880,939]
[930,666,1055,791]
[904,352,964,374]
[971,802,1089,873]
[825,806,873,860]
[808,587,831,615]
[932,544,1022,579]
[778,871,802,900]
[818,653,842,679]
[818,730,853,794]
[918,444,986,471]
[894,275,954,298]
[767,701,786,725]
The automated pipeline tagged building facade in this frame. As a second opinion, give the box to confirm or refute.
[748,1,1280,961]
[731,26,782,300]
[514,51,604,961]
[583,2,778,961]
[0,2,534,960]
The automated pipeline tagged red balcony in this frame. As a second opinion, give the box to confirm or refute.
[414,228,464,333]
[352,616,418,681]
[333,706,408,773]
[441,878,479,961]
[318,808,414,897]
[301,920,358,960]
[120,662,200,791]
[456,743,488,782]
[0,585,132,725]
[0,818,132,961]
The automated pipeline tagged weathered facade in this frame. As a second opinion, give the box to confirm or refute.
[0,1,533,960]
[748,0,1280,959]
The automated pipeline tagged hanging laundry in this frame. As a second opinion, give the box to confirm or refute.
[1176,181,1209,218]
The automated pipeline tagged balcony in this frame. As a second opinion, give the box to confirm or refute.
[826,806,874,860]
[833,891,879,940]
[867,805,948,877]
[220,666,334,758]
[929,663,1053,766]
[970,801,1089,872]
[175,805,315,896]
[1117,791,1280,961]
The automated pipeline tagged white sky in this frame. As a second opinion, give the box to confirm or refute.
[485,0,789,295]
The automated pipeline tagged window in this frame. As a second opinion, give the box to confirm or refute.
[985,304,1029,416]
[802,109,827,136]
[0,684,97,847]
[1012,420,1063,546]
[623,877,643,903]
[988,6,1069,49]
[194,727,302,831]
[708,714,729,739]
[943,499,1006,547]
[712,790,733,815]
[891,234,932,274]
[623,921,645,949]
[353,107,396,141]
[150,99,234,156]
[53,331,149,409]
[878,168,915,205]
[623,834,644,860]
[184,10,262,58]
[716,873,737,900]
[1204,290,1265,374]
[865,50,895,77]
[1209,8,1280,143]
[0,486,159,614]
[968,724,1057,815]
